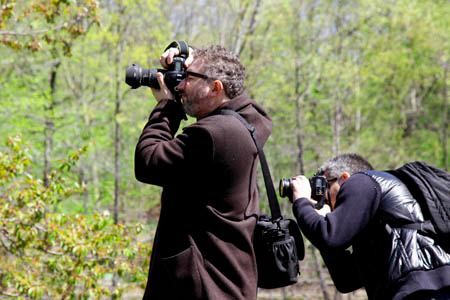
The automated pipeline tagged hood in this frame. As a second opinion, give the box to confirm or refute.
[216,92,273,147]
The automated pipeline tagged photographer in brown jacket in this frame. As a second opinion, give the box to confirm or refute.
[135,44,272,300]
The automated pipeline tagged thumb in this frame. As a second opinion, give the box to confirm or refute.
[184,47,195,67]
[156,72,165,87]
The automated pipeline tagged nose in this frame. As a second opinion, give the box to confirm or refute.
[175,79,186,92]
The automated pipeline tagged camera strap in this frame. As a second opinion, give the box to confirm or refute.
[215,109,283,222]
[164,40,190,58]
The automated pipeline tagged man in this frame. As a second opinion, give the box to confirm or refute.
[135,44,272,299]
[290,153,450,300]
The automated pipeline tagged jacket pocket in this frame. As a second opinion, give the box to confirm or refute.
[160,246,203,299]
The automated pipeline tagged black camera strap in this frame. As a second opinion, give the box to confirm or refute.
[215,109,283,221]
[164,40,190,58]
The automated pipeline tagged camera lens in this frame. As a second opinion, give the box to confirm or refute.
[125,64,160,89]
[279,178,292,198]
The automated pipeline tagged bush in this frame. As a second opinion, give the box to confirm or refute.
[0,136,150,299]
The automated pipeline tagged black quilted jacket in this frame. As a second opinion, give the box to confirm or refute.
[359,171,450,299]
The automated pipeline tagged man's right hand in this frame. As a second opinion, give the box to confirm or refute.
[316,204,331,216]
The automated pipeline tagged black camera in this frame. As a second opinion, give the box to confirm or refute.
[279,174,328,209]
[125,41,189,95]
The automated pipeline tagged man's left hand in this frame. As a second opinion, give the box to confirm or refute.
[151,72,175,102]
[160,47,194,69]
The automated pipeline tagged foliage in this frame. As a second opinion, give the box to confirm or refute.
[0,0,100,54]
[0,136,150,299]
[0,0,449,298]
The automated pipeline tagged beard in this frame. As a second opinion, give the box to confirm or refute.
[181,98,195,117]
[180,89,209,118]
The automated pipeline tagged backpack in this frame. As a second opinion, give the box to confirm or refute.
[388,161,450,252]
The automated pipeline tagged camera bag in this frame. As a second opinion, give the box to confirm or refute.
[216,109,305,289]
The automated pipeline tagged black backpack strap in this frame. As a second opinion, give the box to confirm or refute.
[388,161,450,238]
[215,109,282,221]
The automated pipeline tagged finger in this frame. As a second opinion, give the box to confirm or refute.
[160,52,171,68]
[160,48,180,68]
[155,72,165,87]
[166,48,179,65]
[184,47,195,67]
[292,175,307,181]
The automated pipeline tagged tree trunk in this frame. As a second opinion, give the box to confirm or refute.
[333,100,342,155]
[310,244,330,300]
[294,33,305,174]
[44,59,61,187]
[235,0,262,56]
[292,3,330,298]
[293,0,306,175]
[113,29,123,225]
[79,38,89,213]
[442,61,449,170]
[79,168,88,213]
[295,94,305,174]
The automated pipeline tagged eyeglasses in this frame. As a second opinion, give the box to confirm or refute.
[326,177,337,188]
[326,177,337,183]
[186,70,215,81]
[323,177,337,206]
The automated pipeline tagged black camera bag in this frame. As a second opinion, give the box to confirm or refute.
[254,215,304,288]
[216,109,305,289]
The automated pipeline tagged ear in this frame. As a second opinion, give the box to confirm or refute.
[211,80,224,95]
[340,171,351,182]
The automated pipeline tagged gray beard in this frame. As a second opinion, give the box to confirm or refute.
[181,100,195,117]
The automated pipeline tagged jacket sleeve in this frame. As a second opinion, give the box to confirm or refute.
[292,173,381,249]
[134,100,212,186]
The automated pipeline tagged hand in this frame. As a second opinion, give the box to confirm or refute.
[150,72,174,102]
[316,204,331,216]
[291,175,312,203]
[160,47,194,69]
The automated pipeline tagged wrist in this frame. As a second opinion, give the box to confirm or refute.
[156,99,186,119]
[293,192,311,201]
[157,98,176,103]
[292,197,309,205]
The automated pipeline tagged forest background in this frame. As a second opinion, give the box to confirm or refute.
[0,0,449,299]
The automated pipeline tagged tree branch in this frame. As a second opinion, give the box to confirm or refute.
[0,291,20,298]
[0,24,68,36]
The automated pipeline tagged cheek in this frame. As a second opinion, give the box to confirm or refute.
[329,185,339,208]
[196,86,209,98]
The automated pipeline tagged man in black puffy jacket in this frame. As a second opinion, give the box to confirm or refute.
[290,153,450,300]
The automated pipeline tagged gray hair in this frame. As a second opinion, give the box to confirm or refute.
[319,153,373,179]
[193,45,245,99]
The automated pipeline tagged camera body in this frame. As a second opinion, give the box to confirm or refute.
[279,175,328,209]
[125,41,189,95]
